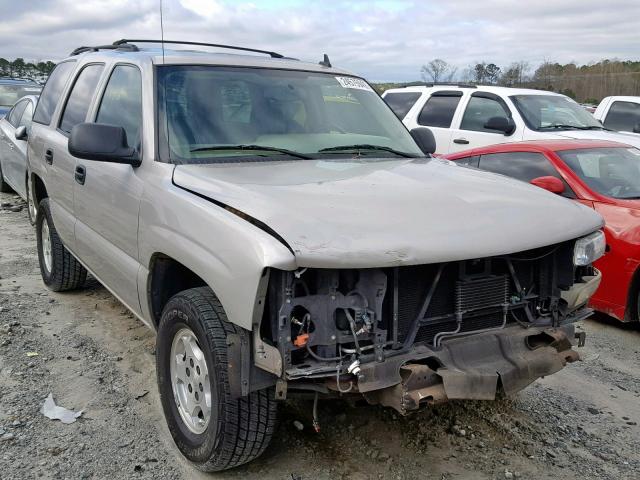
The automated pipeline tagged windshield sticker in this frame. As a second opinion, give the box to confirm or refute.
[335,76,374,92]
[24,88,41,92]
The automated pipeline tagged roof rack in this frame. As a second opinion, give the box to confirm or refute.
[404,82,477,88]
[70,43,139,56]
[113,39,286,59]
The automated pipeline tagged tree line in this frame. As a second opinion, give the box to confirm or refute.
[374,58,640,104]
[0,58,56,82]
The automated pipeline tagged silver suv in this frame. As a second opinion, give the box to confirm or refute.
[28,40,605,471]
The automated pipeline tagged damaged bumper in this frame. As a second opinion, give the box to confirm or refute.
[360,324,579,414]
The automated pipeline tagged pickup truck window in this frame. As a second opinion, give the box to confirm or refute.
[478,152,575,198]
[383,92,421,119]
[559,147,640,199]
[603,101,640,132]
[460,96,509,133]
[511,95,602,131]
[33,61,76,125]
[96,65,142,150]
[418,92,462,128]
[157,66,423,164]
[59,64,105,134]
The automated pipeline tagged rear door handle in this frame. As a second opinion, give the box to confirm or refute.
[453,138,469,145]
[45,148,54,165]
[75,165,86,185]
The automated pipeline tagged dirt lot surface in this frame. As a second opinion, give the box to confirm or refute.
[1,190,640,480]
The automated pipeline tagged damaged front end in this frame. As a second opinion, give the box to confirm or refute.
[248,236,601,414]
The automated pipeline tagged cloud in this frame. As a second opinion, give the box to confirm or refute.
[0,0,638,81]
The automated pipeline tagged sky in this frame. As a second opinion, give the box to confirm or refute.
[0,0,638,82]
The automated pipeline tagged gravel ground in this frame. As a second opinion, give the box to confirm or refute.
[1,189,639,480]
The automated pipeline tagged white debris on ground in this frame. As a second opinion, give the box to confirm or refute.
[40,393,83,424]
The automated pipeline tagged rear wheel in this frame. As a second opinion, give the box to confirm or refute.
[36,198,87,291]
[157,287,278,471]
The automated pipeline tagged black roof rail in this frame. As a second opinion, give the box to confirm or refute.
[113,39,286,59]
[404,82,478,88]
[70,43,139,56]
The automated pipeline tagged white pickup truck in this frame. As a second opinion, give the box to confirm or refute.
[383,85,640,154]
[593,96,640,135]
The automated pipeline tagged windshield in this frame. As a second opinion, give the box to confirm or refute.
[558,147,640,199]
[157,66,423,164]
[511,95,603,131]
[0,83,41,107]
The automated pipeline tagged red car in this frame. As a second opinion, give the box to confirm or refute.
[445,139,640,322]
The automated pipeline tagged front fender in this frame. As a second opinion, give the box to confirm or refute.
[138,179,296,330]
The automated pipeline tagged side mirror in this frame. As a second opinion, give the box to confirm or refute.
[633,123,640,134]
[14,125,27,140]
[530,176,565,194]
[68,123,139,166]
[484,116,516,135]
[410,127,436,155]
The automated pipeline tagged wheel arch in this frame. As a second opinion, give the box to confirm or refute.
[625,263,640,322]
[31,172,48,206]
[147,253,208,328]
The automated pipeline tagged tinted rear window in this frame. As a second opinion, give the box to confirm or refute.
[418,93,462,128]
[59,64,105,134]
[33,61,76,125]
[383,92,421,119]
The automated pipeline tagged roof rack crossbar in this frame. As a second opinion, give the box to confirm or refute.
[70,43,139,56]
[113,39,285,59]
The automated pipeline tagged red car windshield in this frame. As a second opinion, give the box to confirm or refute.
[558,147,640,199]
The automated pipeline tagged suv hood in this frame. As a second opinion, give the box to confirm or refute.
[555,129,640,148]
[173,158,603,268]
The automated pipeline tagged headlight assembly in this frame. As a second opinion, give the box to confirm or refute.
[573,230,606,266]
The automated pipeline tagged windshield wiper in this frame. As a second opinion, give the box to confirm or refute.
[189,144,312,160]
[538,124,606,131]
[318,144,418,158]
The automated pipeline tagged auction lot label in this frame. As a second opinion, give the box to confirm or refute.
[335,76,374,92]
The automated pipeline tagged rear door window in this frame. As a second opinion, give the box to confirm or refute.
[33,61,76,125]
[418,91,462,128]
[460,95,510,133]
[603,101,640,132]
[478,151,575,197]
[383,92,421,119]
[59,64,105,135]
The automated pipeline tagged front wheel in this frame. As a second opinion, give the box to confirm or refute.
[0,160,12,193]
[156,287,278,471]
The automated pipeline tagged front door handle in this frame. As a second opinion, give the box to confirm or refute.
[75,165,86,185]
[44,148,54,165]
[453,138,470,145]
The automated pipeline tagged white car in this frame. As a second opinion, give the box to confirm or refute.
[0,94,39,222]
[593,96,640,135]
[382,85,640,154]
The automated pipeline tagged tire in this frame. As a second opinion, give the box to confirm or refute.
[0,159,13,193]
[36,198,87,291]
[26,175,36,226]
[157,287,278,472]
